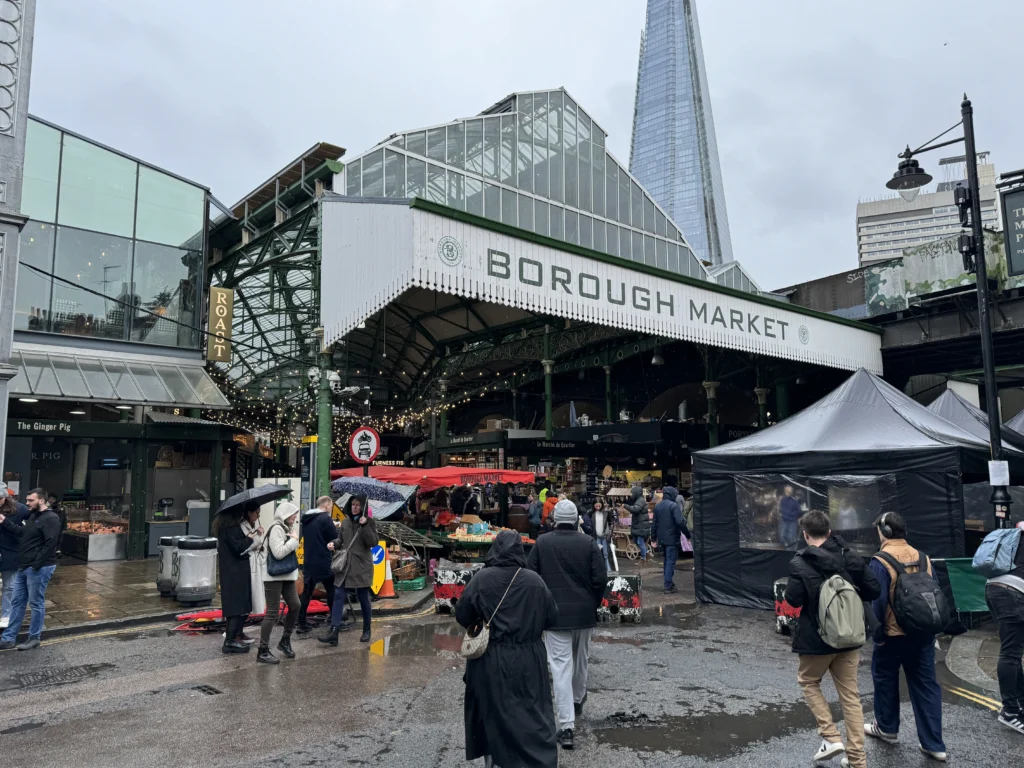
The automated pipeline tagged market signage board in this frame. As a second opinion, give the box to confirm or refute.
[320,199,883,373]
[206,286,234,362]
[1002,187,1024,277]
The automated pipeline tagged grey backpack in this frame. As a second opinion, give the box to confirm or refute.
[817,574,866,649]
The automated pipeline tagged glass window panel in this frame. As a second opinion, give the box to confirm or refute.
[466,177,483,216]
[23,119,61,222]
[391,135,404,149]
[578,111,592,213]
[153,364,201,404]
[593,147,605,219]
[563,99,577,208]
[446,122,465,169]
[77,357,115,399]
[128,363,171,402]
[632,231,644,264]
[501,188,517,227]
[656,208,667,238]
[446,171,465,210]
[517,102,533,193]
[484,183,500,222]
[346,158,361,195]
[483,118,499,180]
[51,226,132,339]
[565,209,579,244]
[518,194,533,232]
[643,195,656,234]
[593,217,605,252]
[427,164,446,204]
[426,127,446,162]
[550,205,564,240]
[361,149,384,197]
[532,93,548,198]
[605,222,617,257]
[466,120,483,175]
[618,166,630,225]
[19,353,60,396]
[578,215,592,249]
[499,115,515,184]
[548,91,563,203]
[632,182,644,231]
[103,360,144,402]
[407,157,426,198]
[131,241,200,347]
[179,366,230,407]
[406,131,426,156]
[644,235,656,266]
[15,221,55,332]
[135,166,205,247]
[49,356,91,398]
[605,153,617,223]
[619,227,631,260]
[384,150,406,197]
[534,198,548,237]
[656,237,667,270]
[667,242,679,274]
[58,134,137,238]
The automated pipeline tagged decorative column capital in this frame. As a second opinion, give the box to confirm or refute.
[702,380,720,399]
[542,359,554,375]
[754,387,770,405]
[603,365,612,375]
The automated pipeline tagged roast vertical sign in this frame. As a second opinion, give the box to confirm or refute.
[1002,187,1024,277]
[206,286,234,362]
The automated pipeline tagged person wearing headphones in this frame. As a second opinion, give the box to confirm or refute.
[865,512,947,762]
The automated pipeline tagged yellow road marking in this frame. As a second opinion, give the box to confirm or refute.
[948,686,999,711]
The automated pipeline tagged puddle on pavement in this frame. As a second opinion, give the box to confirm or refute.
[644,603,704,630]
[369,622,464,658]
[593,635,649,648]
[597,700,842,758]
[0,721,44,735]
[114,628,175,642]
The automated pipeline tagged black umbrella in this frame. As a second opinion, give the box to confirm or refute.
[216,484,293,517]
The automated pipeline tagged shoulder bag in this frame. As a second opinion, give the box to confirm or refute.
[460,568,521,660]
[265,522,299,577]
[330,530,355,576]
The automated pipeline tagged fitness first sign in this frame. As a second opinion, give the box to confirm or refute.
[412,213,882,373]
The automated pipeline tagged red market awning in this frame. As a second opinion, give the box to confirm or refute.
[329,466,536,493]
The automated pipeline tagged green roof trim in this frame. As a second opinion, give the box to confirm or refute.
[409,197,883,336]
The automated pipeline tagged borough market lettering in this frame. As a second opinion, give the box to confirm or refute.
[486,248,790,341]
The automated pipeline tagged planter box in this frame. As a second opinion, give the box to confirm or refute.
[62,532,126,562]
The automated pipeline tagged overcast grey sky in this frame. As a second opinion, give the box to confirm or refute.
[29,0,1023,289]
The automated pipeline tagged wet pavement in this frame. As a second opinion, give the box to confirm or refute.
[0,560,1018,767]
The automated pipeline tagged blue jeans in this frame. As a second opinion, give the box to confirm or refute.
[662,544,678,589]
[872,636,945,753]
[1,565,56,641]
[332,584,372,632]
[634,536,647,560]
[597,538,611,571]
[779,519,799,547]
[1,568,16,618]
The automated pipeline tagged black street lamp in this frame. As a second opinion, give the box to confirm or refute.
[887,95,1012,527]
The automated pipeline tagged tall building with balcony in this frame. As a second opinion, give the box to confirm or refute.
[629,0,734,266]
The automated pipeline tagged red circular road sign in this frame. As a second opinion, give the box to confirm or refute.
[349,426,381,464]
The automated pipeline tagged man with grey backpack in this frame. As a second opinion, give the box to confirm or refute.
[784,511,880,768]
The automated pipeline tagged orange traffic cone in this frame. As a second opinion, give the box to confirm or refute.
[378,557,398,599]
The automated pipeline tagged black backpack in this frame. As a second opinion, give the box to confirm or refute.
[876,552,949,640]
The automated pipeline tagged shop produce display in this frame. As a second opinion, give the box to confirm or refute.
[67,520,126,536]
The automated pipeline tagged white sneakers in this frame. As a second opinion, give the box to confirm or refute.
[999,711,1024,735]
[814,740,846,762]
[864,721,898,744]
[919,745,947,762]
[0,615,8,629]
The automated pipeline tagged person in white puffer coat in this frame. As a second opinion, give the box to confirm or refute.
[257,501,301,664]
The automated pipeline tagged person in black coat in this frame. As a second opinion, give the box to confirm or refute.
[527,499,607,750]
[0,491,30,629]
[295,496,339,633]
[782,511,880,768]
[215,504,262,654]
[457,530,559,768]
[651,486,691,593]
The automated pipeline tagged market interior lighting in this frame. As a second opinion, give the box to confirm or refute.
[116,405,133,410]
[18,397,38,403]
[69,410,86,415]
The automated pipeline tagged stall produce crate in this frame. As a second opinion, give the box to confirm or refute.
[396,576,426,592]
[599,573,642,624]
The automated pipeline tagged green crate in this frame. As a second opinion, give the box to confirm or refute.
[395,576,426,592]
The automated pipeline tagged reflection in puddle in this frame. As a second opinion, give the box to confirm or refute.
[597,701,840,758]
[370,623,464,658]
[645,603,704,630]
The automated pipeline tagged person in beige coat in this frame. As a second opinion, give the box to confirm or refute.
[257,501,301,664]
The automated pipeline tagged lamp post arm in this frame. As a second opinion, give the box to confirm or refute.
[901,121,964,158]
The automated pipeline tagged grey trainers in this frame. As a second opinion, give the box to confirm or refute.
[16,637,40,651]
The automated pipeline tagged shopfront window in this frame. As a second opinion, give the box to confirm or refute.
[50,226,132,339]
[147,442,212,521]
[14,221,55,331]
[734,474,897,556]
[130,241,200,346]
[58,134,137,238]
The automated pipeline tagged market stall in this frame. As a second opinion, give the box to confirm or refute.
[692,368,1024,610]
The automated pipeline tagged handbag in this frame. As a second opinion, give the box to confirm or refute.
[460,568,521,660]
[266,522,299,577]
[330,537,354,576]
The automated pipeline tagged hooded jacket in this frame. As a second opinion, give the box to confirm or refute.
[264,502,300,582]
[301,506,338,579]
[526,520,607,630]
[332,495,378,589]
[652,487,691,547]
[782,535,881,655]
[626,486,650,537]
[17,507,61,570]
[0,499,30,569]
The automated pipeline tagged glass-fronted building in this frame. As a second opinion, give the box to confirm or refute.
[630,0,734,267]
[340,88,710,280]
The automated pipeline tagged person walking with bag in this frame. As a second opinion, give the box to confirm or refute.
[295,496,338,633]
[527,499,607,750]
[458,530,559,768]
[783,511,880,768]
[214,503,262,654]
[619,486,651,562]
[865,512,949,761]
[321,495,377,644]
[979,520,1024,735]
[652,486,690,593]
[257,501,301,664]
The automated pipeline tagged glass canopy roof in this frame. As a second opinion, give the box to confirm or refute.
[341,88,711,281]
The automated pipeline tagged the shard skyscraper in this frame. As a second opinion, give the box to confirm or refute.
[630,0,733,266]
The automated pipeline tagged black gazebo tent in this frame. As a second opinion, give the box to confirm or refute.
[691,369,1024,610]
[928,389,1024,451]
[1006,407,1024,434]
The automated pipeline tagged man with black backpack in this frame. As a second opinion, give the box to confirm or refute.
[866,512,949,762]
[783,511,880,768]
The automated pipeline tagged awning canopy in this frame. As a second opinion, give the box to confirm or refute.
[329,465,536,493]
[8,350,231,409]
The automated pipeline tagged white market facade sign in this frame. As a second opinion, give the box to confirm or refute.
[321,197,883,374]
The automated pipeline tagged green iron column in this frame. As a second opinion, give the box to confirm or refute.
[754,387,770,428]
[209,439,222,528]
[438,379,448,440]
[604,365,613,423]
[315,328,333,499]
[542,324,553,439]
[775,379,791,421]
[703,380,720,447]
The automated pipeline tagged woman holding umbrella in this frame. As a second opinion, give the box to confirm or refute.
[320,494,377,644]
[214,502,263,653]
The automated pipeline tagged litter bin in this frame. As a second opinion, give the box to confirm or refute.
[175,537,218,605]
[157,535,189,596]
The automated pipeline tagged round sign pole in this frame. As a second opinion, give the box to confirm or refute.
[348,426,381,478]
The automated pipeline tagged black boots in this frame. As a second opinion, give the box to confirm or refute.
[222,638,250,654]
[277,635,295,659]
[294,622,313,635]
[318,626,339,646]
[359,628,371,643]
[256,645,279,664]
[558,728,574,750]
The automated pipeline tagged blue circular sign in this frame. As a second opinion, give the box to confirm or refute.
[371,545,385,565]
